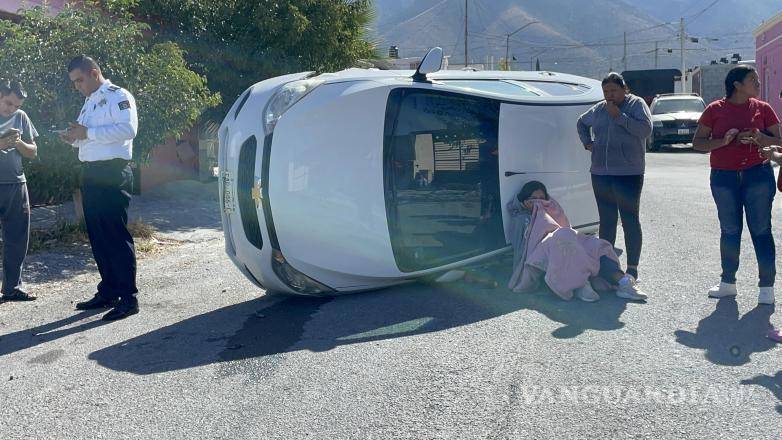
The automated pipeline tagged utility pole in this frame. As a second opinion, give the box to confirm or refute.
[464,0,468,67]
[623,31,627,71]
[654,41,658,68]
[506,35,510,69]
[680,17,687,92]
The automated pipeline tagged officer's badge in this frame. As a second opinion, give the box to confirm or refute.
[118,100,131,111]
[98,98,107,107]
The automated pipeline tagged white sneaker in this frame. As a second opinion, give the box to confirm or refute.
[708,282,737,298]
[575,283,600,302]
[616,275,648,301]
[759,287,775,305]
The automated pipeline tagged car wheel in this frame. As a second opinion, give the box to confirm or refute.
[646,139,660,152]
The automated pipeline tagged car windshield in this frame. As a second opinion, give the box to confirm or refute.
[384,88,505,272]
[652,98,705,114]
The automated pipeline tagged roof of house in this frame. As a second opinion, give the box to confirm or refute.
[754,10,782,37]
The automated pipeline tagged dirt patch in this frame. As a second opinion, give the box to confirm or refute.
[25,220,182,258]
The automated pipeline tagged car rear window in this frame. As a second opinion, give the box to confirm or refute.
[441,79,591,98]
[514,81,592,96]
[440,80,540,97]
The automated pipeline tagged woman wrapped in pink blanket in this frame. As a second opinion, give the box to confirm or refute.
[507,181,647,302]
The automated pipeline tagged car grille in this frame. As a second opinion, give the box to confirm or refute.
[662,120,698,129]
[237,136,264,250]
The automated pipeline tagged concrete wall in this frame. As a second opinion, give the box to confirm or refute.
[756,11,782,118]
[692,62,756,105]
[139,129,200,193]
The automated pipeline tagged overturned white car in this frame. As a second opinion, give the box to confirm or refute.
[218,48,601,295]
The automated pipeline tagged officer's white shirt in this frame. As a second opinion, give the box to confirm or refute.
[73,80,138,162]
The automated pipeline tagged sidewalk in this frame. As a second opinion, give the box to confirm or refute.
[20,179,222,287]
[30,179,222,242]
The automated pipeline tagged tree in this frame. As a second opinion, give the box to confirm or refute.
[124,0,377,120]
[0,5,220,203]
[498,58,511,71]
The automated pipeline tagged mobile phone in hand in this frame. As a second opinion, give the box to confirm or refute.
[0,128,20,139]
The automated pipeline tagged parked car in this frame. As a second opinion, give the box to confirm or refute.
[218,48,602,296]
[648,93,706,152]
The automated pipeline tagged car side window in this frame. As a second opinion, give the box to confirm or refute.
[384,88,505,272]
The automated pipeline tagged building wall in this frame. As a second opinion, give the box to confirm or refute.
[139,129,200,193]
[0,0,66,14]
[756,11,782,118]
[692,62,756,105]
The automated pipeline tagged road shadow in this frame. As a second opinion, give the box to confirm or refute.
[128,180,221,235]
[0,309,108,358]
[740,370,782,414]
[674,298,776,366]
[89,271,635,375]
[651,143,704,154]
[18,245,96,285]
[6,180,220,285]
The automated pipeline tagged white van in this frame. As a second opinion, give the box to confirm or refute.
[218,48,601,295]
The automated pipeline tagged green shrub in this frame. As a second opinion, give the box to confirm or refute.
[0,5,220,204]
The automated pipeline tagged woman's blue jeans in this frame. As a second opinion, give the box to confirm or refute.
[710,162,776,287]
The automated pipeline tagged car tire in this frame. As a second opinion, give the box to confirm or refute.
[646,139,661,152]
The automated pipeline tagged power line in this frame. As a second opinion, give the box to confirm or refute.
[687,0,721,24]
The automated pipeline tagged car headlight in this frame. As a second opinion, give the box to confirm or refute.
[653,120,663,127]
[264,78,323,134]
[271,249,335,295]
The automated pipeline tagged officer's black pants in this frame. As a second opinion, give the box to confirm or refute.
[81,159,137,301]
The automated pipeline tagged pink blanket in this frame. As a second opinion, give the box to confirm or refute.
[508,199,620,300]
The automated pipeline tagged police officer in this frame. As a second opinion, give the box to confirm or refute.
[0,80,38,302]
[60,55,139,320]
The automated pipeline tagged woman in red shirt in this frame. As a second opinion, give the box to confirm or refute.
[693,65,782,305]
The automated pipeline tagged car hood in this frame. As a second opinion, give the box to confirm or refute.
[652,111,702,122]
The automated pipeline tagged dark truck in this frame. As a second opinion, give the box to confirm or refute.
[620,69,682,106]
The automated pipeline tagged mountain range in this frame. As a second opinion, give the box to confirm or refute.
[370,0,781,78]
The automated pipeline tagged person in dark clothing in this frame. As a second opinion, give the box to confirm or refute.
[0,80,38,302]
[576,72,652,281]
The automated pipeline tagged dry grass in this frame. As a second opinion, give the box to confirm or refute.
[27,219,179,256]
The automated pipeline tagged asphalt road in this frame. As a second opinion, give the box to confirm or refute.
[1,148,781,439]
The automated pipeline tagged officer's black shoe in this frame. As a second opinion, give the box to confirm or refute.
[1,288,37,302]
[102,300,139,321]
[75,294,118,310]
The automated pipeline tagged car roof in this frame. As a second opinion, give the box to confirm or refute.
[653,95,704,101]
[312,68,598,86]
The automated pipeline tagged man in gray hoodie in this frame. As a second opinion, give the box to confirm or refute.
[576,72,652,281]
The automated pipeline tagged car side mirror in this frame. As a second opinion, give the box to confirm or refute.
[413,47,443,82]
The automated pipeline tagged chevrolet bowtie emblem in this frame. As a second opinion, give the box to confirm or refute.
[251,180,263,208]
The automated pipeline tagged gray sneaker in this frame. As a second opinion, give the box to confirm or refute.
[616,276,647,301]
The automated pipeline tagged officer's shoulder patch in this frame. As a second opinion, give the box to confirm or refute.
[108,85,121,92]
[118,100,131,111]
